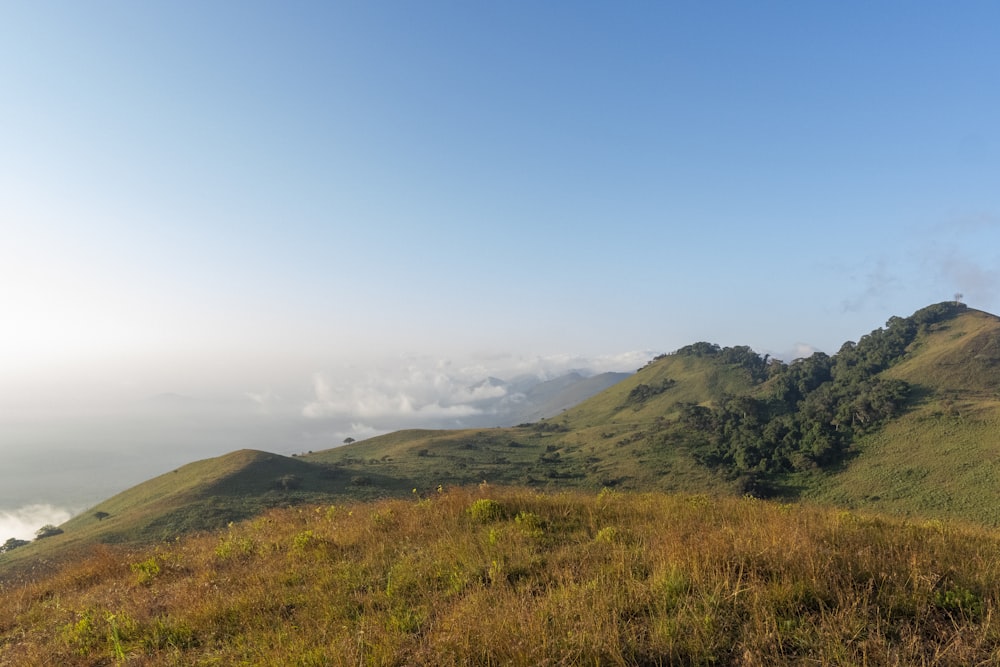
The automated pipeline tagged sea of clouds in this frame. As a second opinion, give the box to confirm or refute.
[299,350,655,438]
[0,351,657,521]
[0,504,74,542]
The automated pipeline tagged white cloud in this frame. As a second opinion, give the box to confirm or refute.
[461,349,654,380]
[0,504,73,542]
[300,351,650,426]
[245,389,282,414]
[787,343,821,361]
[932,248,1000,310]
[339,423,383,442]
[302,369,488,421]
[302,374,337,418]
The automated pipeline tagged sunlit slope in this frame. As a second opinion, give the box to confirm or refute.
[556,351,758,428]
[807,308,1000,525]
[7,488,1000,665]
[805,403,1000,525]
[306,422,736,498]
[73,449,352,539]
[1,450,351,571]
[305,353,759,495]
[884,307,1000,396]
[314,304,1000,523]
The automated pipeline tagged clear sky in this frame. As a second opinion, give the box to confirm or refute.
[1,3,999,521]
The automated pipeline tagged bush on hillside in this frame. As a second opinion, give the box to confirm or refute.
[0,537,29,553]
[35,525,63,539]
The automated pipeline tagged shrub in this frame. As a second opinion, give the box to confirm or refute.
[1,537,29,553]
[468,498,506,523]
[514,511,544,538]
[131,556,161,586]
[35,524,64,539]
[934,586,984,620]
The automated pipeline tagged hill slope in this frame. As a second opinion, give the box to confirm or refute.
[509,370,633,423]
[0,450,358,573]
[805,306,1000,523]
[6,301,1000,573]
[310,302,1000,518]
[4,488,1000,665]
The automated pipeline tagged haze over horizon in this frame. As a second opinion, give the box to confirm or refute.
[2,3,999,536]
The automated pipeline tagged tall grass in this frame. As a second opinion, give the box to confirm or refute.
[3,487,1000,665]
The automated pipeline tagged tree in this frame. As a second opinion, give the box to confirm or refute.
[35,524,63,539]
[343,437,356,445]
[94,511,110,522]
[1,537,29,553]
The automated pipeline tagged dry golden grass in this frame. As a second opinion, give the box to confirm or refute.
[3,487,1000,666]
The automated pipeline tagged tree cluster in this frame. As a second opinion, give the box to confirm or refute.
[665,303,965,481]
[674,342,772,383]
[0,537,29,554]
[623,379,677,407]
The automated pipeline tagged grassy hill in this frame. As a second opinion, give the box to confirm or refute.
[804,307,1000,524]
[886,307,1000,395]
[6,301,1000,664]
[5,301,1000,575]
[3,487,1000,665]
[0,450,360,574]
[302,347,763,497]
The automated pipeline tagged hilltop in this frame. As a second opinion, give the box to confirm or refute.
[4,300,1000,572]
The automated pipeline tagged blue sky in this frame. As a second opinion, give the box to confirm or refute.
[1,1,999,479]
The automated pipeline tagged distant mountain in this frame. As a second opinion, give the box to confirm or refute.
[12,301,1000,574]
[510,371,633,424]
[441,370,633,427]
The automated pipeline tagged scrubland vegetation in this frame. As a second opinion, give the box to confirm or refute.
[4,486,1000,666]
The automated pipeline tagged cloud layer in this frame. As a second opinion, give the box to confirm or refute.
[0,504,73,542]
[300,351,653,435]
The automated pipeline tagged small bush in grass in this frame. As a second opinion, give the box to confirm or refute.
[371,508,396,529]
[215,525,256,561]
[514,511,544,538]
[143,616,198,651]
[292,529,316,552]
[594,526,619,543]
[62,609,99,655]
[468,498,506,523]
[934,585,984,620]
[131,556,161,586]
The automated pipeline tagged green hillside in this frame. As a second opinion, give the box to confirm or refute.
[805,307,1000,524]
[0,450,359,574]
[885,306,1000,395]
[302,349,761,498]
[305,302,1000,516]
[5,300,1000,575]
